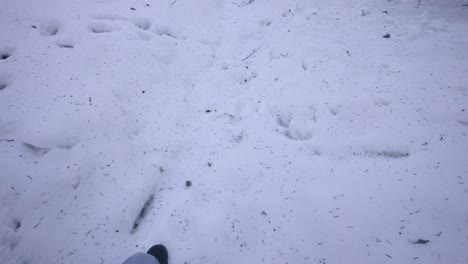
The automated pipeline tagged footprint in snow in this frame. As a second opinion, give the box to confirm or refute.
[275,105,316,141]
[152,25,184,39]
[259,18,272,27]
[23,143,49,156]
[0,47,14,60]
[374,98,391,107]
[22,139,78,156]
[0,77,9,91]
[39,20,60,36]
[56,39,75,49]
[458,120,468,126]
[0,82,7,91]
[88,22,118,33]
[90,14,152,31]
[132,17,152,30]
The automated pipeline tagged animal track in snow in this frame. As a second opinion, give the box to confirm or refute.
[218,62,229,70]
[329,108,339,116]
[153,26,184,39]
[0,52,10,60]
[374,98,391,107]
[276,113,292,128]
[22,138,77,156]
[259,18,272,27]
[11,219,21,232]
[39,20,60,36]
[329,104,345,116]
[88,22,118,33]
[90,14,152,32]
[132,17,152,30]
[274,106,316,141]
[56,39,74,48]
[458,120,468,126]
[269,49,292,60]
[57,43,73,49]
[0,79,8,91]
[0,47,14,60]
[23,143,49,156]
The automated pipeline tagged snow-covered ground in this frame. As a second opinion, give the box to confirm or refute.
[1,0,467,263]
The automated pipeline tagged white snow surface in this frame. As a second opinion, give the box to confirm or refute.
[1,0,468,263]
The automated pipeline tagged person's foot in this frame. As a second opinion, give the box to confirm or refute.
[147,244,168,264]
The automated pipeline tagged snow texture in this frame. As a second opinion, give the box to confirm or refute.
[1,0,468,263]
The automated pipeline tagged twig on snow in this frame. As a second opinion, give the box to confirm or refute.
[241,44,263,62]
[170,0,178,6]
[412,239,430,244]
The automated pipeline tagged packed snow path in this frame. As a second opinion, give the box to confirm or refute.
[1,0,468,263]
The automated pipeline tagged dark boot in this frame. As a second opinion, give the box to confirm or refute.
[147,244,168,264]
